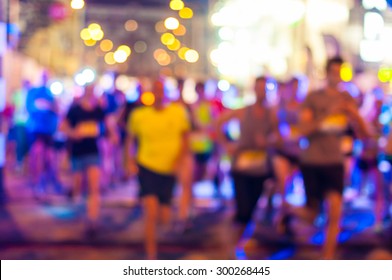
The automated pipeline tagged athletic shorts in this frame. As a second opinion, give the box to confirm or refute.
[71,154,101,172]
[137,164,176,205]
[300,164,344,211]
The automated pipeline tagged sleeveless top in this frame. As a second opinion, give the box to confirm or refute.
[232,105,273,176]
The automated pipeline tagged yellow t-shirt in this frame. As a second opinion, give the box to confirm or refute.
[128,103,190,175]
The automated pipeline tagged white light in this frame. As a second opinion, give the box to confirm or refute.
[49,81,64,96]
[360,40,385,62]
[99,74,114,91]
[182,79,198,104]
[82,68,96,83]
[74,73,86,86]
[378,160,391,173]
[363,0,387,11]
[114,50,128,63]
[164,78,181,100]
[71,0,85,10]
[218,80,231,92]
[307,0,349,27]
[218,27,234,41]
[226,119,241,140]
[364,12,384,40]
[126,89,140,102]
[273,0,305,25]
[164,17,180,30]
[115,75,131,92]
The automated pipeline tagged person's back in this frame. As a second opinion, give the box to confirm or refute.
[26,85,57,136]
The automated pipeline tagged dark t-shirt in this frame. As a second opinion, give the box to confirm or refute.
[66,103,105,157]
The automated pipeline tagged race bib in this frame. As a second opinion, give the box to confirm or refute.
[234,150,267,173]
[288,125,300,140]
[321,114,348,133]
[76,121,99,138]
[190,131,213,153]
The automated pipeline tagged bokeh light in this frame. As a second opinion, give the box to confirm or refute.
[378,67,392,83]
[104,52,116,65]
[173,24,186,36]
[164,17,180,30]
[170,0,185,11]
[167,39,181,51]
[49,81,64,96]
[114,49,128,63]
[179,7,193,19]
[124,19,138,32]
[100,39,113,52]
[178,47,189,60]
[118,45,131,57]
[134,41,147,53]
[155,21,167,33]
[115,75,131,92]
[141,92,155,106]
[340,63,353,82]
[161,33,176,45]
[185,49,199,63]
[71,0,84,10]
[84,39,96,46]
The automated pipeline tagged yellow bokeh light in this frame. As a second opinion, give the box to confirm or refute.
[100,39,113,52]
[185,49,199,63]
[84,39,97,46]
[170,0,184,11]
[125,20,138,32]
[104,52,116,65]
[80,28,91,40]
[178,47,189,60]
[340,63,353,82]
[71,0,84,10]
[88,23,101,31]
[161,33,176,45]
[378,67,392,83]
[91,29,104,41]
[179,7,193,19]
[141,92,155,106]
[173,24,186,36]
[167,39,181,51]
[117,45,131,57]
[164,17,180,30]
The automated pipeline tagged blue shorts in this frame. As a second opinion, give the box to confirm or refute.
[71,154,101,172]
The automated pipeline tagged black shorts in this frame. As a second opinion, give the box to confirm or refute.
[137,164,176,205]
[356,158,378,171]
[194,152,212,164]
[300,164,344,211]
[32,133,53,147]
[231,171,271,225]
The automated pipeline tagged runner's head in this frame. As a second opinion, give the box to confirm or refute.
[326,56,344,88]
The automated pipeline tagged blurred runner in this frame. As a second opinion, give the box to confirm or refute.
[126,80,190,259]
[279,56,368,259]
[216,76,279,257]
[26,71,60,198]
[60,83,118,237]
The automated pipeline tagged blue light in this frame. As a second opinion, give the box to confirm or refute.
[126,89,140,102]
[311,232,324,245]
[268,247,296,260]
[299,138,309,149]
